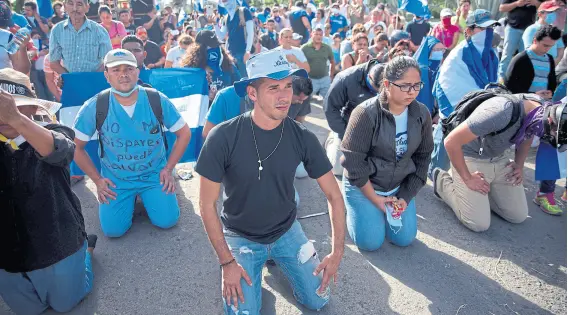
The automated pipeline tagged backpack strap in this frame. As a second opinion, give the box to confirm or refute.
[95,89,111,158]
[143,87,169,152]
[238,7,246,27]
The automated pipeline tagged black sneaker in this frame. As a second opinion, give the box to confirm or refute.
[87,234,98,249]
[432,168,442,199]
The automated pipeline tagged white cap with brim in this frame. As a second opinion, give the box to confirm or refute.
[13,95,61,116]
[104,49,138,68]
[234,50,308,97]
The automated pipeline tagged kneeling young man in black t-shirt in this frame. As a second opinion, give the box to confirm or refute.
[196,50,345,315]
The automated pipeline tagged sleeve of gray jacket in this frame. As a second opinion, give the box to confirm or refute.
[324,74,348,138]
[37,125,77,168]
[340,105,374,187]
[396,107,434,202]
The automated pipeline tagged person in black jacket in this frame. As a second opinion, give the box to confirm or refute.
[323,59,383,175]
[505,25,562,99]
[0,68,97,315]
[259,18,279,50]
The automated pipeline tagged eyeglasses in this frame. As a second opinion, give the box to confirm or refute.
[390,81,423,92]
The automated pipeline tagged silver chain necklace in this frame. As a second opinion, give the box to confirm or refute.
[250,115,285,180]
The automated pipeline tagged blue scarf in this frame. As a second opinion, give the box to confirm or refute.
[462,29,498,88]
[207,47,224,75]
[413,36,440,113]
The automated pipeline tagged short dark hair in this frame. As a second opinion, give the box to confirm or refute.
[52,1,63,10]
[98,5,111,15]
[118,9,130,16]
[266,18,275,23]
[535,24,562,42]
[295,1,304,8]
[23,1,36,10]
[459,0,471,5]
[292,76,313,96]
[121,35,144,48]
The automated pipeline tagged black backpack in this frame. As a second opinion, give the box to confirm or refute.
[95,87,168,158]
[441,84,521,138]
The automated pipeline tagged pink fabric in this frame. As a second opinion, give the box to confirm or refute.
[102,21,128,49]
[432,24,460,48]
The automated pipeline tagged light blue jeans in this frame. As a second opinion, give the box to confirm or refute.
[342,178,417,251]
[428,122,451,179]
[310,76,332,98]
[223,221,330,314]
[99,183,180,237]
[0,241,93,315]
[498,24,526,80]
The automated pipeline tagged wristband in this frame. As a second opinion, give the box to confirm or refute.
[220,258,235,268]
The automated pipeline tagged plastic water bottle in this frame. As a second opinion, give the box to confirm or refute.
[6,27,31,54]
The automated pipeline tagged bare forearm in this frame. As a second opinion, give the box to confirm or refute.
[297,60,310,72]
[74,146,102,181]
[445,142,471,180]
[11,114,54,156]
[11,51,30,74]
[165,127,191,170]
[201,205,233,263]
[327,193,345,254]
[499,3,518,12]
[155,57,166,67]
[514,137,532,165]
[50,61,68,75]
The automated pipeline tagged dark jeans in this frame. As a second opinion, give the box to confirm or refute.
[30,68,54,101]
[540,180,556,194]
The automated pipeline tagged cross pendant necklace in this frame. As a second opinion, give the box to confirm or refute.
[250,115,285,180]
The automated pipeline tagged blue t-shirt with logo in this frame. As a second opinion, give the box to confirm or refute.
[225,8,253,57]
[73,88,184,189]
[329,14,348,39]
[393,108,408,160]
[210,64,242,93]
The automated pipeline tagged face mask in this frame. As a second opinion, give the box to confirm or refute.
[332,8,339,15]
[442,17,451,27]
[430,50,444,61]
[274,16,281,23]
[207,47,224,74]
[545,12,557,25]
[470,28,493,48]
[414,17,423,24]
[223,0,237,15]
[385,203,403,234]
[111,85,139,97]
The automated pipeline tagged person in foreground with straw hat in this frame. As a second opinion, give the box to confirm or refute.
[0,68,97,315]
[195,50,345,315]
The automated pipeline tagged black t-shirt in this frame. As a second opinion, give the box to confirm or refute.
[195,112,331,244]
[138,15,163,44]
[501,0,538,29]
[143,40,162,66]
[405,21,431,46]
[125,23,137,35]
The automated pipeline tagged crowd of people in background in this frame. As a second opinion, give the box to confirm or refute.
[0,0,567,314]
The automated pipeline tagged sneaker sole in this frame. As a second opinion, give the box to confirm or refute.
[533,198,563,216]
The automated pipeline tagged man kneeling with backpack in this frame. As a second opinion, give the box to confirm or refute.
[73,49,192,237]
[432,88,567,232]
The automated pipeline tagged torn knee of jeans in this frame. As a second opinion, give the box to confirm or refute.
[315,285,331,301]
[229,305,250,315]
[298,241,317,264]
[238,246,253,255]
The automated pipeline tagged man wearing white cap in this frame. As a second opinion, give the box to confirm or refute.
[196,50,345,315]
[72,49,191,238]
[0,68,98,315]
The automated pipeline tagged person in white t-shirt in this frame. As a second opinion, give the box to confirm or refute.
[275,28,310,72]
[165,35,193,68]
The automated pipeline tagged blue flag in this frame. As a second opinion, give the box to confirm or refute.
[59,69,209,176]
[399,0,430,17]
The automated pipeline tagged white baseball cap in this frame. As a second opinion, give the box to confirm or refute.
[234,50,308,97]
[104,49,138,68]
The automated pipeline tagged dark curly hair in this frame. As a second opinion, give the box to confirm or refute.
[180,43,236,73]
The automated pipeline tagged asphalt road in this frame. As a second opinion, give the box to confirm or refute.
[1,99,566,315]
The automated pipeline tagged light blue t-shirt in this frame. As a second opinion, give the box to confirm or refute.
[522,22,565,59]
[394,108,408,160]
[73,87,185,188]
[10,13,30,28]
[329,14,348,39]
[206,86,243,125]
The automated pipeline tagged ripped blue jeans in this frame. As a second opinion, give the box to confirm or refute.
[223,221,330,314]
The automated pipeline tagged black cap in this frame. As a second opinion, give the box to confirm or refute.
[195,29,220,49]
